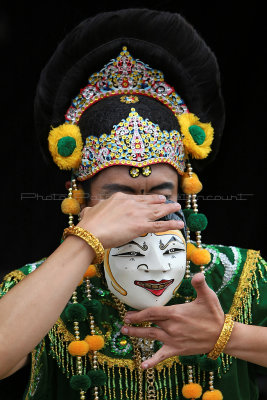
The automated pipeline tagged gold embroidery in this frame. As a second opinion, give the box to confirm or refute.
[229,249,260,320]
[25,339,45,400]
[93,352,180,372]
[1,269,25,285]
[55,318,75,341]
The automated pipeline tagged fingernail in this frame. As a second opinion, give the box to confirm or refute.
[142,363,148,369]
[121,327,129,334]
[124,318,131,324]
[159,195,166,200]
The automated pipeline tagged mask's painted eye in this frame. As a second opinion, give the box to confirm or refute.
[113,251,145,257]
[163,248,184,255]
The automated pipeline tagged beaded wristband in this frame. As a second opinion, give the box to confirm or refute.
[207,314,234,360]
[63,226,105,264]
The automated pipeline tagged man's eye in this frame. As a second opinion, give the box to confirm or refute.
[163,248,184,255]
[114,251,145,257]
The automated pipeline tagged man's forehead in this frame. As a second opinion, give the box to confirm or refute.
[94,164,178,186]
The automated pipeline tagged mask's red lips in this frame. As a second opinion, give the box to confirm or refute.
[134,279,174,296]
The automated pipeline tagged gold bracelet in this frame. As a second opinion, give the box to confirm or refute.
[207,314,234,360]
[63,226,105,265]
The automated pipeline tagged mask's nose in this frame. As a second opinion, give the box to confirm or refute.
[146,250,171,272]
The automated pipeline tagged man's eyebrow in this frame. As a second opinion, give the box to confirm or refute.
[149,182,175,191]
[102,183,136,193]
[159,236,185,250]
[102,182,175,193]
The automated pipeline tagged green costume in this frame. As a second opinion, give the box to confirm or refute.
[1,244,266,399]
[1,8,266,400]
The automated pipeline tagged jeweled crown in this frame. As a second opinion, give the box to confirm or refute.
[76,108,185,181]
[65,47,188,124]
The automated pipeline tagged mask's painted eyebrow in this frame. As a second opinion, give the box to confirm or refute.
[159,236,185,250]
[115,241,148,251]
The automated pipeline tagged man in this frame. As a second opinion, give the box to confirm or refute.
[0,9,266,400]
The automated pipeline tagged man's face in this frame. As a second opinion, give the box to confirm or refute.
[86,164,178,205]
[84,164,182,309]
[104,230,186,310]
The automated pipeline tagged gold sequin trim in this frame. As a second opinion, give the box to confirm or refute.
[55,318,75,341]
[229,249,260,319]
[94,352,180,372]
[25,339,45,400]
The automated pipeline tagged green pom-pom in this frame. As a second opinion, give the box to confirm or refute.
[57,136,76,157]
[190,262,202,274]
[70,374,92,391]
[82,299,102,314]
[178,278,196,298]
[199,355,222,371]
[189,125,206,145]
[65,303,87,322]
[182,208,194,222]
[88,370,107,386]
[187,213,208,231]
[179,354,202,366]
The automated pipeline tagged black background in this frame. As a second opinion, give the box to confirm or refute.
[1,1,266,275]
[0,1,267,398]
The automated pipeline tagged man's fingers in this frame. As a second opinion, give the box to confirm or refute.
[79,206,91,219]
[141,346,174,369]
[121,326,167,342]
[125,307,169,324]
[134,194,167,203]
[148,202,181,220]
[191,273,218,304]
[149,219,184,233]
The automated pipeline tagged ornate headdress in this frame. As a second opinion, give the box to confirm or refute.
[34,8,225,400]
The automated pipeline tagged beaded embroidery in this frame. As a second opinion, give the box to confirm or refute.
[120,95,139,104]
[77,108,185,180]
[25,340,45,399]
[203,245,242,294]
[65,47,188,125]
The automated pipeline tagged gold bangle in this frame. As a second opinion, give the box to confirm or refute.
[207,314,234,360]
[63,226,105,264]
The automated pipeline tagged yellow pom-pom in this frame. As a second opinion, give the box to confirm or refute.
[61,198,80,215]
[181,172,203,194]
[48,123,83,170]
[182,383,202,399]
[73,188,85,205]
[190,248,211,265]
[186,242,197,261]
[84,265,97,278]
[68,340,89,356]
[202,389,223,400]
[178,113,214,159]
[85,335,105,351]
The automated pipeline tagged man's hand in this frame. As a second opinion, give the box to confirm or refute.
[121,273,225,369]
[78,192,184,249]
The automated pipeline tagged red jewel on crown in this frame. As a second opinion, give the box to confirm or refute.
[122,78,129,88]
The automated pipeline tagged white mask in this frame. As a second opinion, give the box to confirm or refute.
[104,230,186,310]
